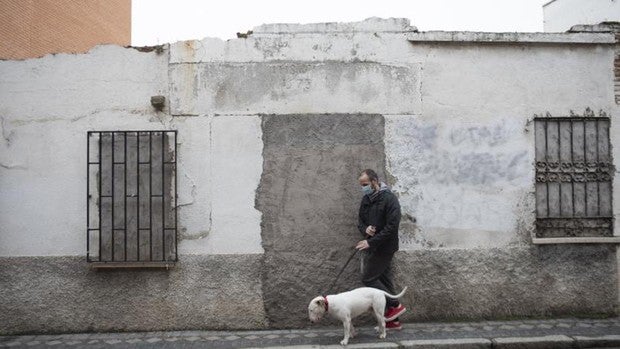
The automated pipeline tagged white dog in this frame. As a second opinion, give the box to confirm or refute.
[308,287,408,345]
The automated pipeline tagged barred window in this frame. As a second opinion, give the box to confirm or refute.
[534,110,613,240]
[87,131,178,267]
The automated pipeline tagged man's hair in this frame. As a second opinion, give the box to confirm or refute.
[360,169,379,182]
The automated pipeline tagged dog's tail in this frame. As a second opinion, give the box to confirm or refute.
[383,286,408,299]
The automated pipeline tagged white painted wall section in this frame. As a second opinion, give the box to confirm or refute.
[178,115,264,255]
[0,46,265,257]
[385,115,533,249]
[0,46,170,257]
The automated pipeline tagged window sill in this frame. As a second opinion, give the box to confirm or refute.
[89,261,176,269]
[532,236,620,244]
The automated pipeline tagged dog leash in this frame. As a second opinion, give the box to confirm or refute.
[324,248,360,295]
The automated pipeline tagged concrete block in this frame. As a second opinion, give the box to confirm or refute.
[492,335,575,349]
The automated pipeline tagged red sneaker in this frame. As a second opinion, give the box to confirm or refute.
[384,304,406,322]
[385,320,402,330]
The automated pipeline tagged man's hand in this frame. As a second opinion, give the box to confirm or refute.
[356,240,370,250]
[365,225,376,236]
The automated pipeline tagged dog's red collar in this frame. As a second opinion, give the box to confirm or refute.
[322,295,329,312]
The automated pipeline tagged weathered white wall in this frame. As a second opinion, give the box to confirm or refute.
[0,46,264,256]
[0,45,168,256]
[166,21,616,250]
[544,0,620,32]
[169,62,421,115]
[177,114,263,255]
[385,115,532,249]
[386,42,616,249]
[0,18,617,257]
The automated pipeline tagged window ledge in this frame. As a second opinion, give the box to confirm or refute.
[532,236,620,244]
[89,261,176,269]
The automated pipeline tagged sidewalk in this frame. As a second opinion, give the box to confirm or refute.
[1,317,619,348]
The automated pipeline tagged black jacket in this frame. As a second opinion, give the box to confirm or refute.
[357,188,401,254]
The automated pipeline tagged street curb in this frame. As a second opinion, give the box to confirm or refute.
[573,334,620,348]
[243,344,401,349]
[1,317,619,348]
[399,337,492,348]
[492,335,575,348]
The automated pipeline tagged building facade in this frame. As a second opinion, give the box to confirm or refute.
[0,18,618,335]
[0,0,131,60]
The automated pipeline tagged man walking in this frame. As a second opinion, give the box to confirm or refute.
[355,169,406,330]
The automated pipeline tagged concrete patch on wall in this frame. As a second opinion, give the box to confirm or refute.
[393,244,618,321]
[384,115,534,249]
[256,114,386,328]
[0,254,268,335]
[169,62,421,115]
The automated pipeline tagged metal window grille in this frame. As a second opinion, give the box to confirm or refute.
[534,112,613,238]
[87,130,178,266]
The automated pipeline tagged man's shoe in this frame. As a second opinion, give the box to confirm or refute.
[384,304,406,322]
[385,320,402,330]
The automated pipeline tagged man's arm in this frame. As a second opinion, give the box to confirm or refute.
[367,194,401,249]
[357,199,369,237]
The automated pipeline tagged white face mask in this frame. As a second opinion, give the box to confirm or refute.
[361,184,373,196]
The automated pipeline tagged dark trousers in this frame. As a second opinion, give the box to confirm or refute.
[360,250,400,311]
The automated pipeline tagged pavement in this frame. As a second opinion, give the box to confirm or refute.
[1,317,619,348]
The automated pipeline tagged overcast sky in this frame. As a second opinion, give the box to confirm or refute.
[132,0,546,46]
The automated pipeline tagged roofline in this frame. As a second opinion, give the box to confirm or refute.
[405,31,615,44]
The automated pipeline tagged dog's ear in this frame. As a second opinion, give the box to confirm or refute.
[315,299,325,307]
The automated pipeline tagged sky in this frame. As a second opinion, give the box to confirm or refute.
[132,0,546,46]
